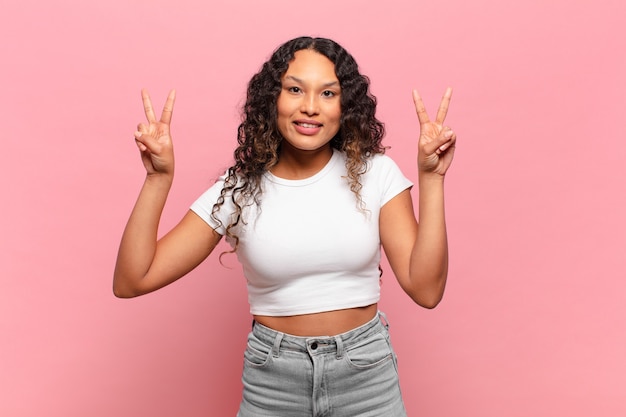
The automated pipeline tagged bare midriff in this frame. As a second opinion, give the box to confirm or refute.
[253,303,378,337]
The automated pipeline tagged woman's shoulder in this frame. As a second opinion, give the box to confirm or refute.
[363,151,412,194]
[334,149,398,166]
[365,151,403,172]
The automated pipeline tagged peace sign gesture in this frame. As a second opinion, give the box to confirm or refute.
[413,87,456,176]
[133,89,176,177]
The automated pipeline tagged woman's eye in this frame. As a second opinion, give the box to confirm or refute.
[288,86,301,93]
[322,90,336,97]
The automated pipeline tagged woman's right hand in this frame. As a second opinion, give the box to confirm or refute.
[134,89,176,177]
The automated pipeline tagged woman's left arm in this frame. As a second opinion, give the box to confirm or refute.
[380,88,456,309]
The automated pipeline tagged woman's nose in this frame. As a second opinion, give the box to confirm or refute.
[300,94,319,115]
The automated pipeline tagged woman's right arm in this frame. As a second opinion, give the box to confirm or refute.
[113,89,222,298]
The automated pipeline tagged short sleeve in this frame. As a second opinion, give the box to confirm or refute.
[366,154,413,206]
[190,176,230,235]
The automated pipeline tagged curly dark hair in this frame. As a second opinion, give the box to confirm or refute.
[212,36,386,254]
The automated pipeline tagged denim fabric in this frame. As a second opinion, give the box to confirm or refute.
[237,312,407,417]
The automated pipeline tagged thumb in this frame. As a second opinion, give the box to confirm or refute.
[422,127,454,155]
[134,130,164,154]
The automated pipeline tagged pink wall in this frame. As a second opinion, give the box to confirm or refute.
[2,0,625,415]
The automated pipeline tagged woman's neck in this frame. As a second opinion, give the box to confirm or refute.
[271,144,333,180]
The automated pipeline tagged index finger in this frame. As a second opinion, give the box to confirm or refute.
[435,87,453,125]
[141,88,157,123]
[160,89,176,125]
[412,89,430,125]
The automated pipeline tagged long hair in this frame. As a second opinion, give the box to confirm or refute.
[212,37,386,254]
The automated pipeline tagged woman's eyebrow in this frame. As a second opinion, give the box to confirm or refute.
[283,75,339,88]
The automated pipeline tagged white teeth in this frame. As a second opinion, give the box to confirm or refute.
[297,122,319,128]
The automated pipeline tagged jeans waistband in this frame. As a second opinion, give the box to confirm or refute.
[251,311,389,359]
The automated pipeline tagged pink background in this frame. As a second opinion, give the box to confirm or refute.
[2,0,625,415]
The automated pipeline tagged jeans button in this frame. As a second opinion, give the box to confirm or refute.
[310,342,318,350]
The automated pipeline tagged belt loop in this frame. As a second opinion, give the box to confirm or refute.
[378,311,390,330]
[272,332,284,358]
[334,336,344,360]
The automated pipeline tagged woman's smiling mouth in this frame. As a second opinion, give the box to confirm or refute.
[293,120,323,135]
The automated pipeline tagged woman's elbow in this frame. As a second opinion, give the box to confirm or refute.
[415,295,443,309]
[409,279,447,309]
[113,284,136,299]
[113,286,136,299]
[112,275,142,299]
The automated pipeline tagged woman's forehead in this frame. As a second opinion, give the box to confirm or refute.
[283,50,338,83]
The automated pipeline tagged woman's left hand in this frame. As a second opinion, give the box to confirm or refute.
[413,87,456,176]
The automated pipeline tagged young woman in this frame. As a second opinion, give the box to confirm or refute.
[114,36,456,416]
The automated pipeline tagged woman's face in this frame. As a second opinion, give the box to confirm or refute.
[276,49,341,154]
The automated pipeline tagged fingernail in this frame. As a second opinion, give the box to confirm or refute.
[444,130,453,138]
[134,131,142,138]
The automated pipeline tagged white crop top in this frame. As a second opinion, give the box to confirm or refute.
[190,149,412,316]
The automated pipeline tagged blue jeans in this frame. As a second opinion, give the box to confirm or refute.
[237,312,407,417]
